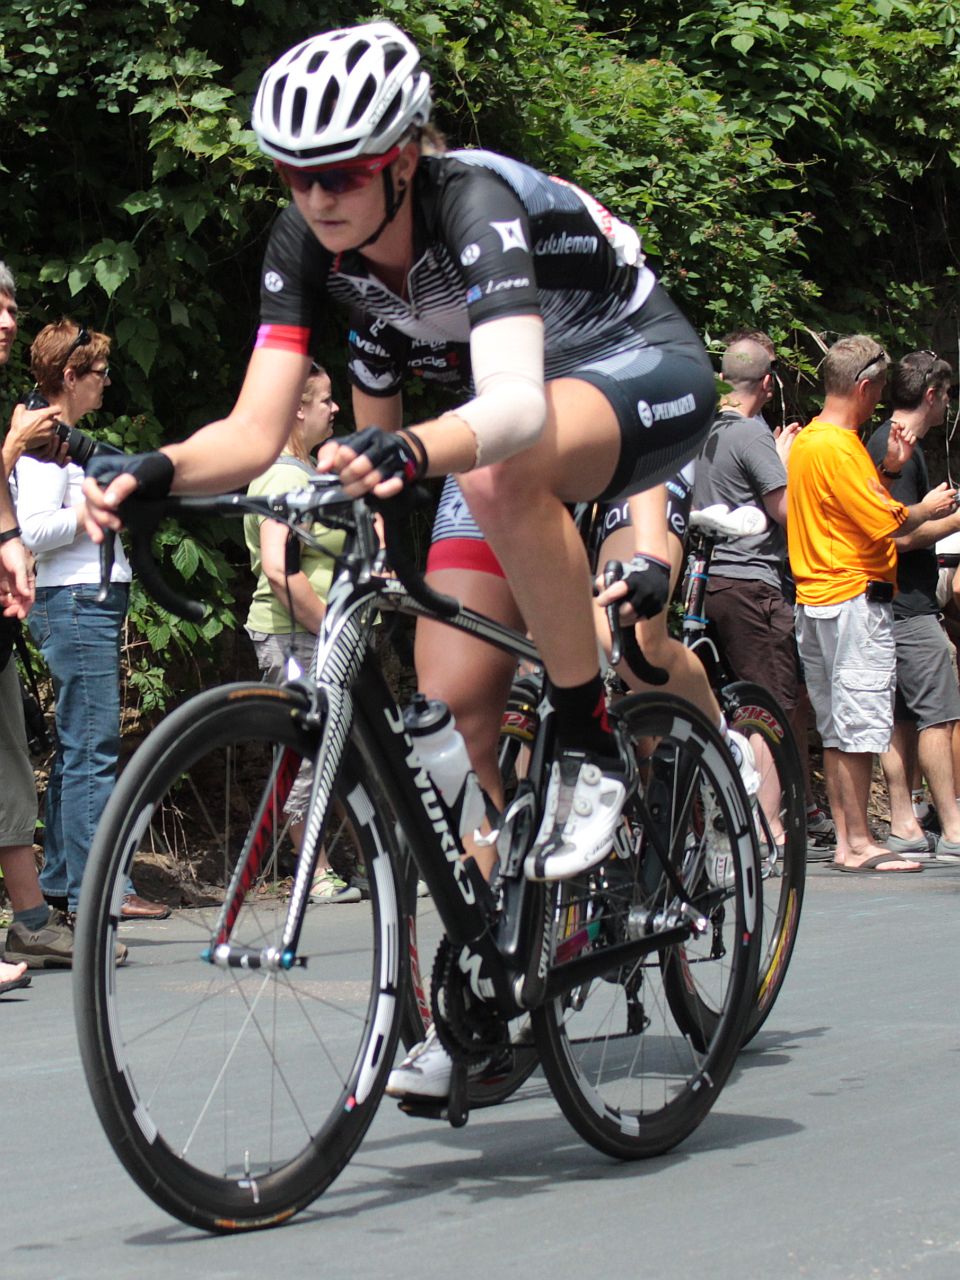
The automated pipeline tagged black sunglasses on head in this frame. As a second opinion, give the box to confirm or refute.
[62,326,91,366]
[854,348,888,382]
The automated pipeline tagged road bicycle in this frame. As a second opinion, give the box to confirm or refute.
[679,504,806,1044]
[74,480,761,1233]
[497,502,807,1048]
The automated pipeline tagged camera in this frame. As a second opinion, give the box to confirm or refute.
[22,388,122,467]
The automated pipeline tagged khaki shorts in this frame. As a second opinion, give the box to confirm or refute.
[0,660,38,846]
[795,595,895,753]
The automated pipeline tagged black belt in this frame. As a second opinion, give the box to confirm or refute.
[938,554,960,568]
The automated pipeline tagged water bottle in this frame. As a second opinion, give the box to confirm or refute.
[403,694,485,840]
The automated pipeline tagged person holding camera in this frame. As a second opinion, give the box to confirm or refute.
[14,319,168,923]
[0,264,81,980]
[787,336,956,874]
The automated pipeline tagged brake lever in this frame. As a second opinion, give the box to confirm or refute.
[602,560,670,687]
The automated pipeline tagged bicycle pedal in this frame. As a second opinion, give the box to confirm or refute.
[396,1097,451,1122]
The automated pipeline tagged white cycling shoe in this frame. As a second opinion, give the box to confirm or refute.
[704,730,760,889]
[726,728,760,798]
[524,750,627,881]
[385,1027,454,1100]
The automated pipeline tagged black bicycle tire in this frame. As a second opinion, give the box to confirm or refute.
[532,691,761,1160]
[74,683,407,1233]
[724,680,806,1045]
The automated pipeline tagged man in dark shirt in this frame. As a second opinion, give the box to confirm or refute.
[866,351,960,860]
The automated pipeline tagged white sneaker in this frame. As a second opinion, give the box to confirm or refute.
[385,1027,453,1099]
[726,729,760,797]
[524,751,627,881]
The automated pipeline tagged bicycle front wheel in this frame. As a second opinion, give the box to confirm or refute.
[725,681,806,1044]
[533,692,760,1160]
[74,683,406,1233]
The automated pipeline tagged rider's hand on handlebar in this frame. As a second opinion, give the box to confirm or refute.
[315,427,424,500]
[81,452,175,542]
[595,553,671,624]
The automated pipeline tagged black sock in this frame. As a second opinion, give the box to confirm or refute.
[551,674,617,758]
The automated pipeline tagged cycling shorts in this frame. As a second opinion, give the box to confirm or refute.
[426,285,713,579]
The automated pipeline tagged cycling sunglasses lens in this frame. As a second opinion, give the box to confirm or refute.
[280,164,374,195]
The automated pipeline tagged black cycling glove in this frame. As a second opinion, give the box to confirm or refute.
[85,451,175,500]
[621,554,672,619]
[334,427,426,486]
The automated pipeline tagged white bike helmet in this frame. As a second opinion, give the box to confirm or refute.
[253,22,432,166]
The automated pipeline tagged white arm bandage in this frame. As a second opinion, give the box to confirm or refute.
[443,314,546,468]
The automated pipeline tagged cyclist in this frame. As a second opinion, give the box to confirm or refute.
[82,22,716,1092]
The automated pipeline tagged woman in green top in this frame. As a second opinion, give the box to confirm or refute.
[243,368,356,902]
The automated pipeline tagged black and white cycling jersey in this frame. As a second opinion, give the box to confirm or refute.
[257,146,715,508]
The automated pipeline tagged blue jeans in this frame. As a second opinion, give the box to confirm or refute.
[28,583,129,911]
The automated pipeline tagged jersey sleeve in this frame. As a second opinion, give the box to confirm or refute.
[434,165,542,327]
[256,205,332,356]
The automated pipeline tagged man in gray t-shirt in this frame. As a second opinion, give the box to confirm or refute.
[692,337,799,712]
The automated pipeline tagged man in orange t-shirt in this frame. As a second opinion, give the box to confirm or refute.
[787,335,956,873]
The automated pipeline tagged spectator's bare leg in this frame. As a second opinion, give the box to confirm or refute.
[0,844,45,914]
[880,723,926,842]
[825,747,921,869]
[917,722,960,843]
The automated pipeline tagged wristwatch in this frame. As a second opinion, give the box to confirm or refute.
[878,462,902,480]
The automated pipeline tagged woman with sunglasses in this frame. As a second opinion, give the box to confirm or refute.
[16,321,169,925]
[83,21,716,1090]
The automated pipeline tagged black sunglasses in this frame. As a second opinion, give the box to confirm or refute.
[62,326,91,366]
[854,348,888,383]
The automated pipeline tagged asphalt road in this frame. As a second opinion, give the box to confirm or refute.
[4,857,959,1280]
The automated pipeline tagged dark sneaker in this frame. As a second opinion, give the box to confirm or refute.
[4,909,128,969]
[4,908,74,969]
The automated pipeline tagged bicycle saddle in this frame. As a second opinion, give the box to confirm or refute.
[689,504,768,539]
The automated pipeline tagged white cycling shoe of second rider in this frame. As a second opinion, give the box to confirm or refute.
[523,749,628,882]
[705,729,760,889]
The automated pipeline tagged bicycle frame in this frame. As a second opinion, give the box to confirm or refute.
[203,494,724,1023]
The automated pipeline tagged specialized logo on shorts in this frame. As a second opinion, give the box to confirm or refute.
[490,219,528,253]
[650,393,696,421]
[460,243,481,266]
[637,400,654,428]
[264,271,284,293]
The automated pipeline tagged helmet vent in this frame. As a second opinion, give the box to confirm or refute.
[383,44,404,73]
[345,40,369,73]
[317,80,339,129]
[291,86,307,136]
[270,76,288,129]
[348,75,377,127]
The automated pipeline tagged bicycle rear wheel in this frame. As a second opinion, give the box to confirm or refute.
[74,683,406,1233]
[725,681,806,1044]
[533,692,760,1159]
